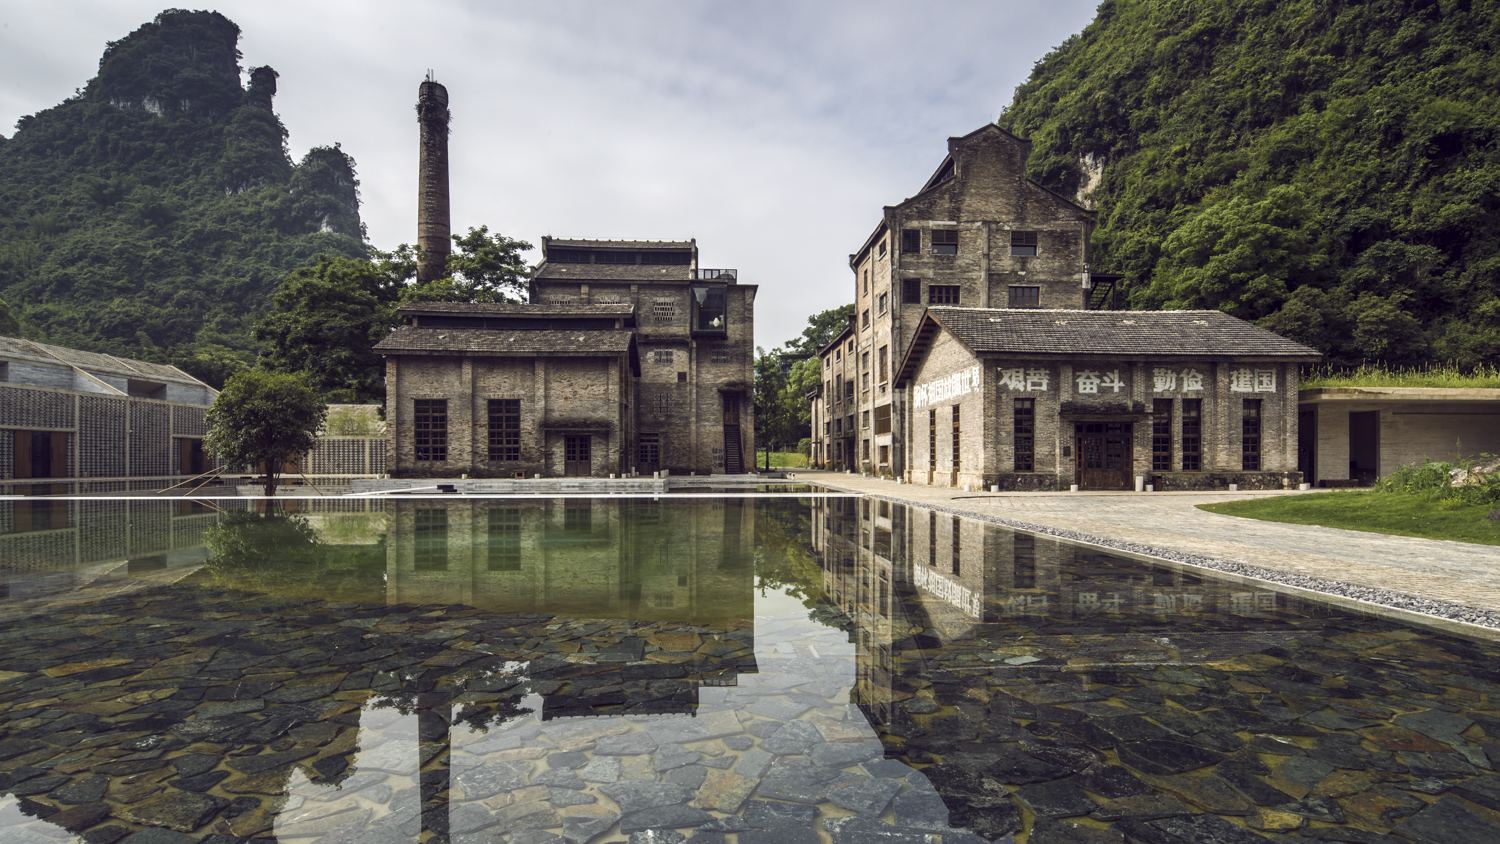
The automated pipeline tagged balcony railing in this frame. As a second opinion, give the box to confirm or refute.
[694,268,737,280]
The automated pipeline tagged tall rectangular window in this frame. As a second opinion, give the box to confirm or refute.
[877,292,888,315]
[1182,399,1202,471]
[1242,399,1262,471]
[1014,398,1035,471]
[951,406,961,472]
[1010,230,1038,256]
[414,399,448,462]
[1008,286,1040,308]
[1013,533,1036,588]
[487,508,521,571]
[414,508,447,571]
[929,409,937,472]
[861,308,870,328]
[932,229,958,255]
[951,516,962,576]
[929,285,960,305]
[874,404,891,435]
[901,229,921,254]
[1152,399,1173,471]
[928,511,937,566]
[488,399,521,462]
[902,278,922,304]
[878,345,888,383]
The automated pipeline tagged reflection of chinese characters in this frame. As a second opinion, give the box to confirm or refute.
[1148,593,1206,613]
[997,594,1050,614]
[1153,367,1204,392]
[1230,368,1277,393]
[1077,592,1124,612]
[1076,369,1125,394]
[914,365,983,407]
[912,565,982,618]
[998,368,1050,392]
[1230,592,1278,612]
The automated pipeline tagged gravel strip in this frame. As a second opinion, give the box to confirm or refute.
[858,491,1500,632]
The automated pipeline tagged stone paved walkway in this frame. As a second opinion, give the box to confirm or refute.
[794,470,1500,618]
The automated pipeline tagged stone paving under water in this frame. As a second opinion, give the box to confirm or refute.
[2,496,1500,843]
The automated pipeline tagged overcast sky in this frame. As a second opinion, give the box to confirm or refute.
[0,1,1100,349]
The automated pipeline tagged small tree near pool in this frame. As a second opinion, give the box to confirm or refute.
[205,370,328,497]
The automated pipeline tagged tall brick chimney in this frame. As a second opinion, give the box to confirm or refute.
[416,75,450,285]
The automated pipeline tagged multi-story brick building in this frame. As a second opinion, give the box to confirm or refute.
[808,320,856,471]
[895,308,1319,491]
[848,123,1105,477]
[377,238,756,479]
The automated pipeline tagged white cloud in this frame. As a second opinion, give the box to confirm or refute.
[0,0,1100,348]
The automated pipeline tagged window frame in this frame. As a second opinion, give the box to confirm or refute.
[1014,398,1034,471]
[414,399,448,462]
[900,229,921,254]
[1182,399,1202,471]
[1242,399,1262,471]
[901,278,922,304]
[929,285,960,305]
[1007,286,1041,308]
[1010,230,1038,257]
[1152,398,1172,471]
[487,398,521,462]
[931,228,958,256]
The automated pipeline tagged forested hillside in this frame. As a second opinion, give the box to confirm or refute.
[0,10,364,385]
[999,0,1500,367]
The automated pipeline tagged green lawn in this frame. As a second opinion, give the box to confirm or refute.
[764,451,809,469]
[1198,491,1500,546]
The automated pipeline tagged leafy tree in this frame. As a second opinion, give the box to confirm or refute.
[0,298,19,336]
[403,226,533,304]
[782,304,856,358]
[204,369,327,497]
[254,254,407,402]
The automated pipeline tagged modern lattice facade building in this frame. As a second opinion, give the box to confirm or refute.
[0,336,217,494]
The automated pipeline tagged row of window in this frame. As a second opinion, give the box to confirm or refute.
[894,228,1039,257]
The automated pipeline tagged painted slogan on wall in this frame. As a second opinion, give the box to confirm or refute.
[913,365,982,408]
[986,365,1278,394]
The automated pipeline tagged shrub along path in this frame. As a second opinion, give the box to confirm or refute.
[795,470,1500,631]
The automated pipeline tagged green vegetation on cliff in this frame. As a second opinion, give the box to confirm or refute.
[1000,0,1500,368]
[0,10,365,385]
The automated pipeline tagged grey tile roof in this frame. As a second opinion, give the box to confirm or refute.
[396,302,634,316]
[374,327,634,356]
[928,308,1321,359]
[0,336,207,385]
[546,238,694,249]
[533,263,695,281]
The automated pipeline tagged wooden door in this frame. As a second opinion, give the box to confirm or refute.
[638,434,661,475]
[1075,423,1133,490]
[565,436,592,477]
[722,394,740,427]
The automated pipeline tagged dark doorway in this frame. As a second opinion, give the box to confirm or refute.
[1349,410,1380,485]
[12,431,67,480]
[722,394,744,474]
[1297,408,1317,484]
[564,435,592,477]
[638,433,661,475]
[1075,422,1133,490]
[179,438,205,476]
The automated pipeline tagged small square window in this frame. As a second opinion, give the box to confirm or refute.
[1011,230,1038,257]
[929,285,960,305]
[932,229,958,256]
[1008,286,1040,308]
[677,371,687,383]
[877,293,888,315]
[901,229,921,254]
[902,278,921,304]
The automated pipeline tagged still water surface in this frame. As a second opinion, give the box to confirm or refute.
[1,494,1499,843]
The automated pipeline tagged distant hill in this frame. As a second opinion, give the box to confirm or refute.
[999,0,1500,368]
[0,10,365,385]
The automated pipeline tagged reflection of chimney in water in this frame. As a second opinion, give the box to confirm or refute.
[416,75,451,285]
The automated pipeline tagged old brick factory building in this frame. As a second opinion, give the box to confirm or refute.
[811,122,1320,490]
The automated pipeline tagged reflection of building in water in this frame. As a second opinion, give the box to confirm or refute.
[812,497,1303,726]
[386,498,758,718]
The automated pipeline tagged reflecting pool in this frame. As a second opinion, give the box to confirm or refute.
[2,494,1500,843]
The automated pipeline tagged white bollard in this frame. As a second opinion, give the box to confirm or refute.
[991,485,1000,493]
[1070,484,1079,492]
[1146,484,1154,492]
[1299,483,1311,490]
[1229,483,1239,492]
[1134,476,1145,492]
